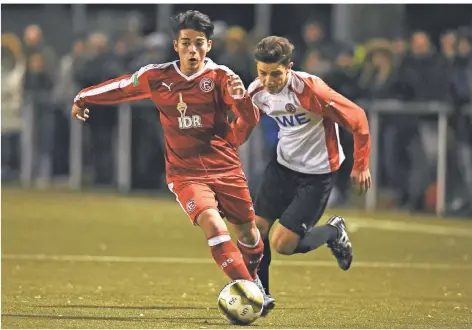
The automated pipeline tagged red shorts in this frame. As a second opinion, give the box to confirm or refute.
[167,174,255,225]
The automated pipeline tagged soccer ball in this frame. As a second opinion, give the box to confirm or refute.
[217,279,264,325]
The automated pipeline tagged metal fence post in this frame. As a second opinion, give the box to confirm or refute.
[20,96,34,187]
[69,112,83,189]
[117,103,132,193]
[255,4,272,36]
[436,112,448,215]
[71,4,87,34]
[156,4,173,33]
[332,4,352,43]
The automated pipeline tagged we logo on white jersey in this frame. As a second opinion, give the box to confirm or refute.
[176,92,202,129]
[275,113,311,127]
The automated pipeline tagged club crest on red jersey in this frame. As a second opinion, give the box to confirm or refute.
[200,78,214,93]
[285,103,297,113]
[186,199,196,213]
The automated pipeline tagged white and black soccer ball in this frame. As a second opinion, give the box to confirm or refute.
[217,279,264,325]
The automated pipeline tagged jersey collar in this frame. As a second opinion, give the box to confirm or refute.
[173,57,214,81]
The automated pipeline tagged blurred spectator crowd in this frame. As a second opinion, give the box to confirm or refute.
[1,18,472,216]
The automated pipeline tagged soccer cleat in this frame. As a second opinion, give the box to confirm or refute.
[326,216,353,271]
[260,294,276,317]
[254,276,276,316]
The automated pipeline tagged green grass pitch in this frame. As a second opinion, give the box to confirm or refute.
[1,187,471,328]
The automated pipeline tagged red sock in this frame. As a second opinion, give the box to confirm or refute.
[237,231,264,280]
[208,231,253,281]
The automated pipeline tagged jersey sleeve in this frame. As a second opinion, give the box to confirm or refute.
[230,78,266,147]
[74,65,153,108]
[307,76,371,172]
[230,109,264,147]
[219,71,260,126]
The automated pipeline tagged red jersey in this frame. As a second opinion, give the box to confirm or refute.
[74,58,259,183]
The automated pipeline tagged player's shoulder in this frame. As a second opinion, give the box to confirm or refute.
[206,58,234,75]
[134,61,175,77]
[213,64,235,76]
[205,58,242,83]
[290,70,323,93]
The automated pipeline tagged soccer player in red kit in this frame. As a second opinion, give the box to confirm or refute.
[71,10,264,284]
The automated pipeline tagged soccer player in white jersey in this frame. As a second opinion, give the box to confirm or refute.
[232,36,372,315]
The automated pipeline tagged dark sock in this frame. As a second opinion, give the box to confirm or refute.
[257,237,271,295]
[293,225,338,254]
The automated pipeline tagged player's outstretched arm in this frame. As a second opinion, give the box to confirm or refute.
[310,77,372,193]
[222,74,260,126]
[72,66,152,122]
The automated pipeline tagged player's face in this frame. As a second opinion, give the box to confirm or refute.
[256,61,293,94]
[174,29,212,75]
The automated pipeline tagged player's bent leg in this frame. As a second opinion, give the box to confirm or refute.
[214,174,275,314]
[213,174,264,281]
[276,171,340,256]
[272,217,338,256]
[277,209,338,256]
[270,223,301,255]
[196,209,253,281]
[292,224,338,254]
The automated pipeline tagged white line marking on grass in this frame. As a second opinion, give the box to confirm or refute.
[348,218,472,238]
[2,254,472,270]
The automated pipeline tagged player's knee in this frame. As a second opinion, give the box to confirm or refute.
[270,226,299,255]
[196,208,227,237]
[271,236,296,255]
[235,221,259,246]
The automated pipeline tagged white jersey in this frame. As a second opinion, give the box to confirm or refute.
[248,71,370,175]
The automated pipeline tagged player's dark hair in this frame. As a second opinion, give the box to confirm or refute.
[171,10,214,40]
[254,36,295,67]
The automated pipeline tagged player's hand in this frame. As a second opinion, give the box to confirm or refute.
[350,169,371,194]
[72,104,90,122]
[227,74,246,97]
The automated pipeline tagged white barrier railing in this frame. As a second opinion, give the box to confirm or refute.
[358,100,457,216]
